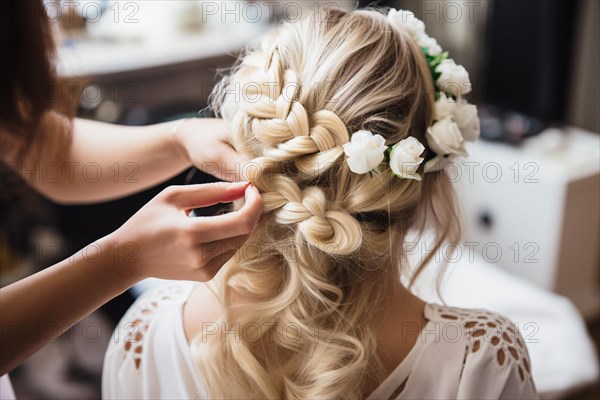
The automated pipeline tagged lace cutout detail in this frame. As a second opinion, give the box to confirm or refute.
[436,306,533,383]
[120,284,187,370]
[386,375,409,400]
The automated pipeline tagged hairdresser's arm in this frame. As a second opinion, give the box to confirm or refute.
[0,182,263,375]
[2,114,244,204]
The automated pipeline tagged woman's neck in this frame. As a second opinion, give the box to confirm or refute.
[362,280,429,396]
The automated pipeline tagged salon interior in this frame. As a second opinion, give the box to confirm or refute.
[0,0,599,399]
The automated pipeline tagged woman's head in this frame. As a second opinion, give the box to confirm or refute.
[195,8,462,398]
[214,6,460,282]
[218,7,441,245]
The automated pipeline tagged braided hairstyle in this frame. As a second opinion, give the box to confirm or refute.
[192,8,462,399]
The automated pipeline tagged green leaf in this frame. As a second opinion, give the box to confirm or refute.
[382,146,391,161]
[387,145,394,158]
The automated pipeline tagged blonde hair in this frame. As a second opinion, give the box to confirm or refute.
[192,8,462,399]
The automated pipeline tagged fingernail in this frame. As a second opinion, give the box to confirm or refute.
[245,184,259,196]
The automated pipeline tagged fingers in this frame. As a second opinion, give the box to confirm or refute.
[190,118,247,182]
[192,250,237,282]
[165,182,250,209]
[190,235,248,282]
[212,144,247,182]
[189,184,264,242]
[199,234,249,264]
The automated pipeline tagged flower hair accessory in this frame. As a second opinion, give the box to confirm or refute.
[343,131,426,180]
[389,137,426,181]
[342,130,388,175]
[343,9,480,178]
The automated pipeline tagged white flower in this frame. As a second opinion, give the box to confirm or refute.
[343,130,387,174]
[435,59,472,98]
[417,34,442,56]
[388,9,425,40]
[433,92,456,121]
[389,137,425,181]
[452,101,480,142]
[425,116,468,158]
[424,155,454,173]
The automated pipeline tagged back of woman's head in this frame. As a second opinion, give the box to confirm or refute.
[194,8,462,398]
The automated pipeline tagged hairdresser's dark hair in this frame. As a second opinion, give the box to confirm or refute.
[0,0,71,162]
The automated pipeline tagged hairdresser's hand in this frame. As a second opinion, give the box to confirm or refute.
[102,182,263,282]
[175,118,246,182]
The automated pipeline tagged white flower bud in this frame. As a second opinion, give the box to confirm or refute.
[435,59,472,98]
[389,137,425,181]
[426,116,468,157]
[388,9,425,40]
[452,101,480,142]
[433,92,456,121]
[343,130,387,174]
[417,34,442,56]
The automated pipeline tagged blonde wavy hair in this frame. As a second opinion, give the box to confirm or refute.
[192,8,462,399]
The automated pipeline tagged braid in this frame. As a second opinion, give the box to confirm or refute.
[239,46,349,178]
[259,174,362,255]
[194,8,461,399]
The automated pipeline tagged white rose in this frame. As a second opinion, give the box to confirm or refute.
[424,155,454,173]
[417,34,442,56]
[388,9,425,39]
[435,59,472,97]
[389,137,425,181]
[452,101,480,142]
[343,130,387,174]
[425,116,468,157]
[433,92,456,121]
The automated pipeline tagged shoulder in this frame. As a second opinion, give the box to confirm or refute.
[104,282,196,369]
[102,282,203,398]
[123,282,196,333]
[182,282,224,342]
[423,303,539,399]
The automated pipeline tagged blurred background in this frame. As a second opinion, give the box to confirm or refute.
[0,0,598,399]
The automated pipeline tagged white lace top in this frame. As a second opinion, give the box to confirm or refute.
[102,282,539,399]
